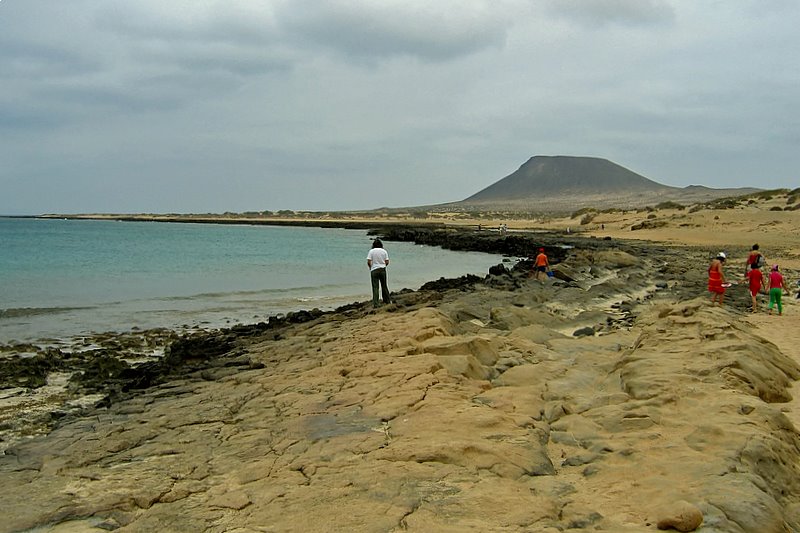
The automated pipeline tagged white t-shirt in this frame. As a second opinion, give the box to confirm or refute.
[367,248,389,271]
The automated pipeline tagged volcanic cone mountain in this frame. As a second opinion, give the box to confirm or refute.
[466,156,668,200]
[453,155,757,212]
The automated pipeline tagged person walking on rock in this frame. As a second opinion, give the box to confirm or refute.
[367,239,391,308]
[745,264,765,313]
[533,247,550,283]
[768,264,788,316]
[745,243,765,276]
[708,252,727,306]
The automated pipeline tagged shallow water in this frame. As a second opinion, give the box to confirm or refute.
[0,218,506,343]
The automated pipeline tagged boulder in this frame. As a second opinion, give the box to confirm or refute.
[655,500,703,531]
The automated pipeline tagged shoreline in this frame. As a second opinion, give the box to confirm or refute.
[35,213,452,231]
[2,224,800,530]
[28,188,800,265]
[0,220,515,346]
[0,226,634,454]
[0,225,529,452]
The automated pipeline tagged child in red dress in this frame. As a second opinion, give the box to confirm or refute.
[708,252,727,306]
[745,265,765,313]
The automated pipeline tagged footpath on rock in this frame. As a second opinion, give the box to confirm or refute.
[2,229,800,532]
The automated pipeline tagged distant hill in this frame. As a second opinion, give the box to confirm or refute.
[446,155,759,212]
[465,156,669,201]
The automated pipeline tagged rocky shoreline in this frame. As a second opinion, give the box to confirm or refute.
[0,228,650,450]
[2,226,797,532]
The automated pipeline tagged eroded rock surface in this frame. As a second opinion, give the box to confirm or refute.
[1,240,799,532]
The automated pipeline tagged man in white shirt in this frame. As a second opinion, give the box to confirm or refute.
[366,239,391,308]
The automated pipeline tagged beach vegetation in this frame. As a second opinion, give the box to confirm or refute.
[571,207,597,218]
[770,206,784,211]
[630,219,668,230]
[654,201,685,210]
[709,198,739,209]
[753,188,789,198]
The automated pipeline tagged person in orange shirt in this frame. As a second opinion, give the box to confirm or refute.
[533,247,550,283]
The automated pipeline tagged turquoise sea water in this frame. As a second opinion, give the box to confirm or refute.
[0,218,504,343]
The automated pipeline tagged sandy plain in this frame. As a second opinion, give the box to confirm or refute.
[4,190,800,532]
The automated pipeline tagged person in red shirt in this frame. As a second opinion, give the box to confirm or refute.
[745,265,765,313]
[745,243,765,276]
[768,265,788,316]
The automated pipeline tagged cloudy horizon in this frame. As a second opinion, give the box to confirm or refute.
[2,0,798,215]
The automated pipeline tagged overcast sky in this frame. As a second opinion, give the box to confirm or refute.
[2,0,798,214]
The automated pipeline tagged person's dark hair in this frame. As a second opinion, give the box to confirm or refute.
[372,239,383,249]
[752,244,759,250]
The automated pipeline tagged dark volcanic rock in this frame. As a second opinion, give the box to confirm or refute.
[488,264,509,276]
[0,349,64,389]
[573,327,596,337]
[420,274,483,292]
[371,226,573,262]
[69,354,131,392]
[163,334,236,367]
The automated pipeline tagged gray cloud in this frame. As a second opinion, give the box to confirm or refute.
[546,0,675,27]
[273,0,511,62]
[0,0,798,215]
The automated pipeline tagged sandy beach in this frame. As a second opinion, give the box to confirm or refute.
[3,193,800,532]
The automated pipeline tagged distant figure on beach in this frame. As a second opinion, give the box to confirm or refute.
[533,247,550,283]
[745,264,765,313]
[708,252,727,305]
[367,239,391,308]
[745,244,765,275]
[768,265,787,316]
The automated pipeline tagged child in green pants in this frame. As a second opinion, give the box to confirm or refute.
[768,265,788,315]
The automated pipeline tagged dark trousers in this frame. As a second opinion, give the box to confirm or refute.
[370,267,391,307]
